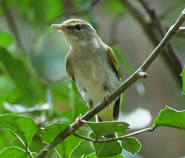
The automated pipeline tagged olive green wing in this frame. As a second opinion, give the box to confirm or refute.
[107,46,122,121]
[107,46,121,82]
[65,55,75,81]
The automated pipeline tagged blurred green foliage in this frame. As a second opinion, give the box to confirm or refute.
[0,0,185,158]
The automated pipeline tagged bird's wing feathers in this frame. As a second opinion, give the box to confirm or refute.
[107,46,122,121]
[107,46,121,82]
[66,55,75,81]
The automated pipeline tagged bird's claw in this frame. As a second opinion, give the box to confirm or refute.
[76,114,86,129]
[103,92,111,108]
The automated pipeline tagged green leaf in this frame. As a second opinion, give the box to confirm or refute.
[0,114,36,147]
[181,66,185,95]
[33,0,63,26]
[0,74,15,94]
[70,140,94,158]
[90,133,122,157]
[0,129,15,151]
[45,0,63,20]
[121,137,141,155]
[16,0,63,26]
[0,74,16,108]
[152,106,185,130]
[85,152,96,158]
[41,123,82,158]
[85,152,125,158]
[0,146,31,158]
[0,48,45,106]
[0,32,14,47]
[101,0,124,17]
[85,121,129,137]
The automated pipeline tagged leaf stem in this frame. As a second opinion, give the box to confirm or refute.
[72,127,150,143]
[11,131,34,158]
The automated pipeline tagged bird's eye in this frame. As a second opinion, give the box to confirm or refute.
[76,24,82,30]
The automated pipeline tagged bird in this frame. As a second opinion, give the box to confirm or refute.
[51,19,122,138]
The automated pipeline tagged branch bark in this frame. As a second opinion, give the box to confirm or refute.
[36,8,185,158]
[139,0,183,84]
[119,0,183,86]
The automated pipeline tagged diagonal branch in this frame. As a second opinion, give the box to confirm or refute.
[36,8,185,158]
[119,0,183,86]
[139,0,183,84]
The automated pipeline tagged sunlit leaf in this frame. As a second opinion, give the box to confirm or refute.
[151,106,185,130]
[101,0,124,17]
[0,114,36,147]
[41,123,82,158]
[0,146,30,158]
[33,0,63,25]
[181,66,185,95]
[0,32,14,47]
[121,137,141,155]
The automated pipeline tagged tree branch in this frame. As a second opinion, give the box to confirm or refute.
[72,127,150,143]
[139,0,183,84]
[36,8,185,158]
[119,0,183,86]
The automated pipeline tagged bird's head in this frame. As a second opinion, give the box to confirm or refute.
[51,19,97,46]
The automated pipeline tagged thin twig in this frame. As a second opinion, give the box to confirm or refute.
[10,132,34,158]
[120,0,183,86]
[139,0,183,81]
[72,127,150,143]
[36,9,185,158]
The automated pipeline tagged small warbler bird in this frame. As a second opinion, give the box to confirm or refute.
[51,19,121,138]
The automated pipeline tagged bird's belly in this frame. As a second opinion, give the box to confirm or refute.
[76,71,106,105]
[74,65,119,106]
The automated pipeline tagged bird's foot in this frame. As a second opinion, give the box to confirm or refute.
[75,114,82,125]
[103,92,111,108]
[76,114,86,129]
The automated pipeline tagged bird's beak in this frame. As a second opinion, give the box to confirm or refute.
[51,24,67,31]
